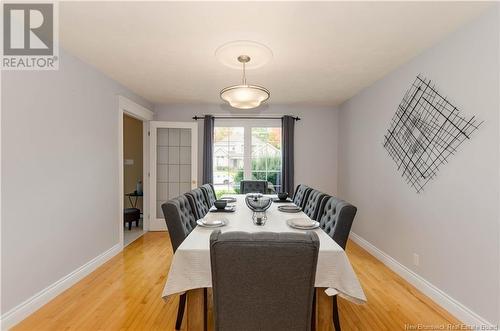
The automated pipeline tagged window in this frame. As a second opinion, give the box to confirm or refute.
[213,120,282,197]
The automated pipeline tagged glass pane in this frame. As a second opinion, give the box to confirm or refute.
[213,127,244,197]
[251,171,266,180]
[157,128,192,218]
[250,127,282,194]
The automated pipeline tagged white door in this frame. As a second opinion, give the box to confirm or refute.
[149,121,198,231]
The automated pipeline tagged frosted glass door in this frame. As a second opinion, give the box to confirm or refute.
[150,122,197,231]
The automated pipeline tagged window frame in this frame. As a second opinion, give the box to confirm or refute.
[214,119,282,193]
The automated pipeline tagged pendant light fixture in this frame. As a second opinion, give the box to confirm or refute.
[220,55,270,109]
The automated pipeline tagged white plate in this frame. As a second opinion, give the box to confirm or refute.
[278,205,301,213]
[286,218,319,230]
[197,218,227,228]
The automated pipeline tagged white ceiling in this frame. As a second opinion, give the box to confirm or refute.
[60,1,491,107]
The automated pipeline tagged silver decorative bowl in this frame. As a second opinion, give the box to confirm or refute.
[245,194,272,225]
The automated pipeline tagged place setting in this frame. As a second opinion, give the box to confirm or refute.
[219,196,237,203]
[277,204,302,213]
[196,216,228,228]
[286,217,320,230]
[272,192,294,203]
[209,199,236,213]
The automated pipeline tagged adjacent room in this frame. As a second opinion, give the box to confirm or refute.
[123,114,145,245]
[1,1,499,330]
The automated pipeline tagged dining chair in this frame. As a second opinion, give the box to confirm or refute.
[162,196,202,330]
[185,187,210,220]
[210,230,319,331]
[316,196,357,331]
[302,189,328,220]
[292,184,312,208]
[317,196,357,250]
[201,183,217,206]
[240,180,268,194]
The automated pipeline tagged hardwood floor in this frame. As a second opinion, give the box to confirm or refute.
[12,232,460,331]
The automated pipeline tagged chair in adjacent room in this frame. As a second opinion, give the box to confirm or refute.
[209,230,319,331]
[292,184,312,208]
[162,195,202,330]
[316,195,358,331]
[240,180,268,194]
[201,183,217,206]
[185,187,211,219]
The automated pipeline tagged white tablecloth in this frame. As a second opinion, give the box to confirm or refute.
[162,195,367,304]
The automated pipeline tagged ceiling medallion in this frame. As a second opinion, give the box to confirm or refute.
[215,40,273,69]
[220,55,270,109]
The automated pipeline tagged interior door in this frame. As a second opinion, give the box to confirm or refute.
[149,121,198,231]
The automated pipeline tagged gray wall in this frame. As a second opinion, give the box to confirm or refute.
[337,7,499,323]
[154,104,339,195]
[1,49,152,314]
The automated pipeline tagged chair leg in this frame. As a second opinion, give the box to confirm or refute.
[311,291,316,331]
[204,288,208,331]
[332,295,341,331]
[175,293,186,330]
[128,221,131,231]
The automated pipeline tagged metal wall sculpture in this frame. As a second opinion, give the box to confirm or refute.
[383,75,482,193]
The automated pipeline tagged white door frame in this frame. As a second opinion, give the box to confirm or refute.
[149,121,198,231]
[118,96,154,248]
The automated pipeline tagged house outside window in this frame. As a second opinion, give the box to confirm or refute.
[213,119,282,196]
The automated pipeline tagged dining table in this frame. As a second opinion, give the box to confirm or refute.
[162,194,366,330]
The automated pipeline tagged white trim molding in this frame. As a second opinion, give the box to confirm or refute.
[0,244,121,330]
[118,96,154,121]
[349,232,494,328]
[118,96,154,247]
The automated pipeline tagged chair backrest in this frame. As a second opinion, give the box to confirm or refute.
[210,230,319,331]
[185,188,210,219]
[161,195,197,252]
[303,190,328,220]
[292,184,312,209]
[240,180,268,194]
[201,183,217,206]
[317,196,357,249]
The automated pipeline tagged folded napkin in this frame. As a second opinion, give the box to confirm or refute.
[290,218,315,227]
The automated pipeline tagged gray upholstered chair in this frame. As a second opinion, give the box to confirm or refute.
[210,230,319,331]
[292,184,312,208]
[317,196,357,250]
[240,180,268,194]
[161,195,198,330]
[316,196,357,331]
[302,189,328,220]
[185,188,210,219]
[201,183,217,206]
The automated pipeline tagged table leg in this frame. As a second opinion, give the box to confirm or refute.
[316,288,335,331]
[186,288,205,331]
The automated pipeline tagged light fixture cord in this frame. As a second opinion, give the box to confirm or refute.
[242,61,247,85]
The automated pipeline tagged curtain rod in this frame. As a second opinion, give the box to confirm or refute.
[192,115,301,121]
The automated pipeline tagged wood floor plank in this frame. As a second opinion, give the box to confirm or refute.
[12,232,461,331]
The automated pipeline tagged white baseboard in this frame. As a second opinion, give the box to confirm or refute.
[149,219,167,231]
[0,243,122,330]
[349,232,493,327]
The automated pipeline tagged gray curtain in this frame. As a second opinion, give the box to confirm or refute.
[202,115,214,184]
[281,116,295,195]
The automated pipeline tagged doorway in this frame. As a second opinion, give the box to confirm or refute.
[118,96,154,248]
[123,114,145,245]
